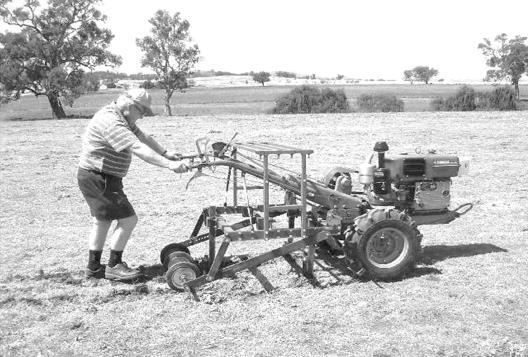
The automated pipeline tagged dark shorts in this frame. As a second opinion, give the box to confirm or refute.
[77,168,135,220]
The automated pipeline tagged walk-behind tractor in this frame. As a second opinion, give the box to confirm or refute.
[161,137,472,297]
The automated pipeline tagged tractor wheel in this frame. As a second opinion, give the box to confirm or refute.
[165,261,201,291]
[160,243,190,266]
[347,208,422,280]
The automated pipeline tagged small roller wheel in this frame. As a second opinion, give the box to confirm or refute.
[163,251,194,270]
[160,243,190,266]
[166,261,201,291]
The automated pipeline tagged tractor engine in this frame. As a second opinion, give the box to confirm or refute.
[359,141,470,214]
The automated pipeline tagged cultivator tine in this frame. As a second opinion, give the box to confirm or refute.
[206,237,231,281]
[242,173,254,231]
[184,284,200,302]
[189,210,206,239]
[248,267,274,293]
[185,169,208,190]
[224,167,232,207]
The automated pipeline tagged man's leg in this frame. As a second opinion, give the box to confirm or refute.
[86,218,112,278]
[109,214,138,252]
[105,214,143,281]
[89,217,112,250]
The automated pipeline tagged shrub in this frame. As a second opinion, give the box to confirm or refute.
[83,72,100,92]
[475,85,517,110]
[430,85,476,111]
[317,87,349,113]
[451,85,476,111]
[140,80,155,89]
[83,78,100,92]
[272,85,349,114]
[275,71,296,78]
[357,94,404,112]
[431,85,517,111]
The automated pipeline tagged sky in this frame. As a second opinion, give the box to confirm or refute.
[5,0,528,81]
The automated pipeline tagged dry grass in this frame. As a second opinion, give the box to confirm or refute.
[1,111,528,356]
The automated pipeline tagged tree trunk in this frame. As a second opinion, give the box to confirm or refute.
[164,90,173,116]
[47,93,66,119]
[514,80,520,100]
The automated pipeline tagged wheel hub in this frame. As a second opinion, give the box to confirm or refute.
[366,228,408,267]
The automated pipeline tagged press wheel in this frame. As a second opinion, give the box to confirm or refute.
[160,243,190,266]
[166,261,201,291]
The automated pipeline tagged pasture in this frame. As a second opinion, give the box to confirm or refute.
[1,90,528,356]
[1,83,528,121]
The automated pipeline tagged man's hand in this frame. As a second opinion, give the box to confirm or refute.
[168,161,190,173]
[164,150,182,161]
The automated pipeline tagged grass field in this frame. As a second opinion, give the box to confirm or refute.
[1,106,527,356]
[1,83,528,121]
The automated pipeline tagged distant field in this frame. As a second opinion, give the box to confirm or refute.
[1,111,527,356]
[1,83,527,121]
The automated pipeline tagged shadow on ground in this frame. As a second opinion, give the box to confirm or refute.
[139,264,165,282]
[421,243,508,265]
[108,243,509,293]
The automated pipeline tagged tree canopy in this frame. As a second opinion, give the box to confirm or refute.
[0,0,121,118]
[403,66,439,84]
[252,71,271,86]
[136,10,200,116]
[478,33,528,99]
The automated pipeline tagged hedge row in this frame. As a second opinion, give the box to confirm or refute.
[356,94,404,112]
[272,86,404,114]
[271,84,518,114]
[431,85,517,111]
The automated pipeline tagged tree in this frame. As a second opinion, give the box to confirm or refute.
[0,0,121,118]
[252,71,270,86]
[478,33,528,99]
[136,10,200,116]
[403,70,414,84]
[403,66,439,84]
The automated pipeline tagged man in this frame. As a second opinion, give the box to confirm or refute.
[77,88,189,281]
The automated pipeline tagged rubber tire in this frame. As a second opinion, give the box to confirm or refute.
[165,261,200,291]
[348,208,421,280]
[160,243,190,266]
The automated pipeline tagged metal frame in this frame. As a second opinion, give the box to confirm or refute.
[177,142,336,298]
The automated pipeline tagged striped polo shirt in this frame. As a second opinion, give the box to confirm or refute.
[79,104,147,177]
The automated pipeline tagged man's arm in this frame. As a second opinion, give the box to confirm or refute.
[130,142,188,172]
[139,134,166,155]
[139,134,181,160]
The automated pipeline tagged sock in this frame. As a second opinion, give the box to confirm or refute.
[108,250,123,267]
[88,250,102,270]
